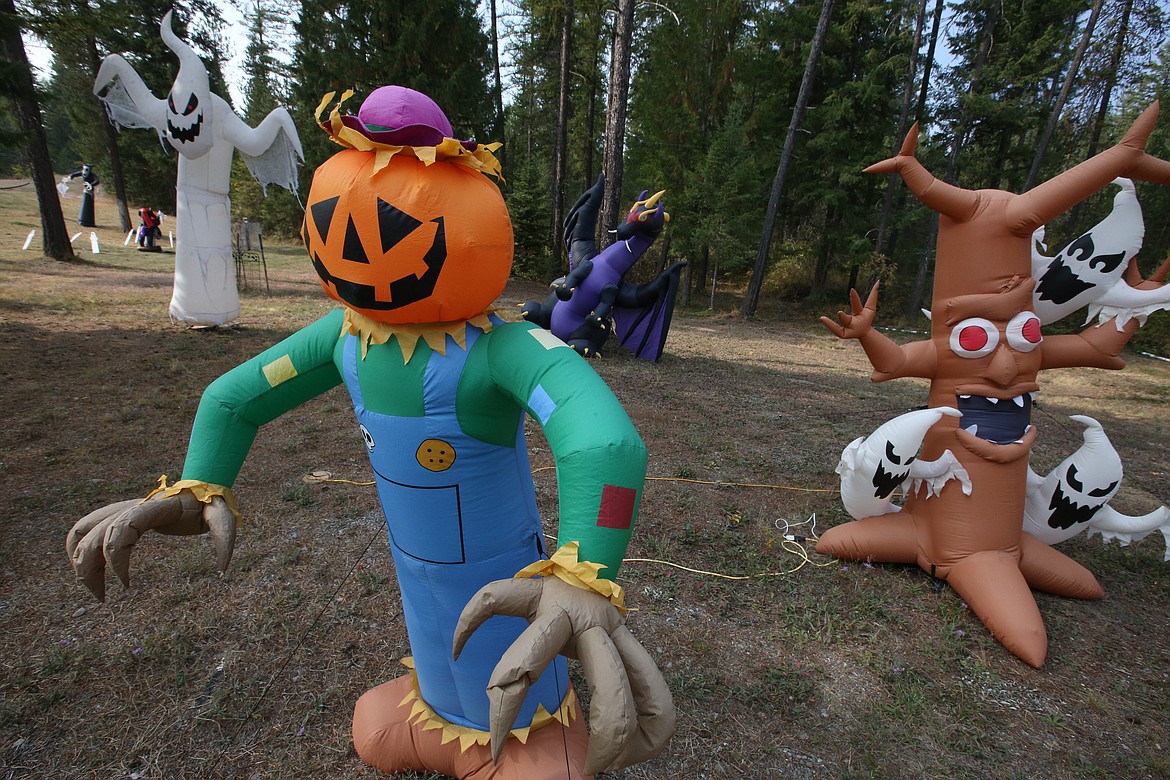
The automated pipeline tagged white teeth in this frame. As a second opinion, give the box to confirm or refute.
[965,425,978,435]
[987,397,1000,405]
[1012,395,1025,407]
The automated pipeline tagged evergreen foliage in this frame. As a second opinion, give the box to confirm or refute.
[13,0,1170,350]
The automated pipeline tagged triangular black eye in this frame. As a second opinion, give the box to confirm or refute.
[885,441,901,465]
[343,216,368,263]
[378,198,422,253]
[184,94,199,115]
[310,196,339,245]
[1066,463,1083,492]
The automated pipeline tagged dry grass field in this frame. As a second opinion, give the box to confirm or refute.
[1,180,1168,779]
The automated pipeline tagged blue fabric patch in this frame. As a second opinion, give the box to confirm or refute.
[528,384,557,425]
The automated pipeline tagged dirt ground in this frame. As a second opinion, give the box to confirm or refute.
[1,181,1168,779]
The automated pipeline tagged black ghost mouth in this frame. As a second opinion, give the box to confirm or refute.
[956,393,1034,445]
[168,113,204,144]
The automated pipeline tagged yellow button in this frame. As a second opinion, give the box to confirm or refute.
[416,439,457,472]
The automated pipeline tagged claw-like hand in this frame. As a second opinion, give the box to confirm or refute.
[453,577,675,775]
[820,282,880,340]
[66,488,237,601]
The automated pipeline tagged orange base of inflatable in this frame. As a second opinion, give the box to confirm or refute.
[353,675,592,779]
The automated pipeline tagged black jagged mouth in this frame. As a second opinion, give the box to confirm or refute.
[168,114,204,144]
[956,393,1033,445]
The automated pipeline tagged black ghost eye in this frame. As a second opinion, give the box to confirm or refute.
[168,94,177,112]
[1089,481,1119,498]
[1066,464,1083,492]
[885,441,901,465]
[184,94,199,115]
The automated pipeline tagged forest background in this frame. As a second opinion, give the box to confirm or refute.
[5,0,1170,352]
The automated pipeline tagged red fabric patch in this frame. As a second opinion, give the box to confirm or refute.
[597,484,636,530]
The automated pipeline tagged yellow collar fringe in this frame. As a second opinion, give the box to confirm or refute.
[516,541,627,615]
[144,475,241,526]
[397,657,576,752]
[316,89,504,181]
[341,308,496,363]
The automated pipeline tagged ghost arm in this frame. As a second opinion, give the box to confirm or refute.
[92,54,167,133]
[221,104,304,194]
[453,323,674,775]
[67,310,346,600]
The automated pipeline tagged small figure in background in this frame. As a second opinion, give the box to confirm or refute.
[67,164,100,227]
[137,206,163,252]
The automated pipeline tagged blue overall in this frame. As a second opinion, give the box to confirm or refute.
[339,326,570,731]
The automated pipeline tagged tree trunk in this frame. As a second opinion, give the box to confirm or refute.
[741,0,834,318]
[907,0,996,318]
[600,0,634,248]
[1,0,78,261]
[1024,0,1103,191]
[490,0,505,159]
[1068,0,1131,232]
[86,26,131,232]
[869,0,927,290]
[551,0,574,265]
[812,202,837,297]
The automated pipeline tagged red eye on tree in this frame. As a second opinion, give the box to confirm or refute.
[1006,311,1043,352]
[949,318,999,358]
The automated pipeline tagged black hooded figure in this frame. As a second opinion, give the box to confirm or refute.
[68,164,100,226]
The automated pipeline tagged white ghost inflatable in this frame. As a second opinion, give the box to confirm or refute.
[1031,179,1144,324]
[1023,415,1170,561]
[1032,178,1170,330]
[837,406,971,521]
[93,11,303,326]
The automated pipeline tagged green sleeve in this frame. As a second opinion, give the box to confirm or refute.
[181,309,346,486]
[486,323,647,579]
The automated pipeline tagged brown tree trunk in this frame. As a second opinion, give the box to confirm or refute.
[1,0,79,261]
[1068,0,1132,232]
[742,0,834,317]
[490,0,505,162]
[907,0,996,318]
[867,0,927,299]
[599,0,634,248]
[1024,0,1103,191]
[551,0,574,266]
[82,20,132,233]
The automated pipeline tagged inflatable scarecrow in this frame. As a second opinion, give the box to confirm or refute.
[522,175,685,360]
[93,11,302,326]
[66,164,100,226]
[819,102,1170,668]
[67,85,674,780]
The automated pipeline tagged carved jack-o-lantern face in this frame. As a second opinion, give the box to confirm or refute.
[301,149,513,324]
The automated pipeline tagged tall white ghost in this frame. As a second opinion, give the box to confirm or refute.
[94,11,302,326]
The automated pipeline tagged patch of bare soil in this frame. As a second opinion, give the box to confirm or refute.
[1,182,1168,780]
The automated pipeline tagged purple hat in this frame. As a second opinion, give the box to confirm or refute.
[336,86,454,147]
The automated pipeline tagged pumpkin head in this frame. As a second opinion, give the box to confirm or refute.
[301,148,513,324]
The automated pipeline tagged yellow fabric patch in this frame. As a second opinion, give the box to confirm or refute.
[262,354,298,388]
[144,475,242,526]
[528,329,569,351]
[396,657,576,752]
[340,308,495,363]
[515,541,627,615]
